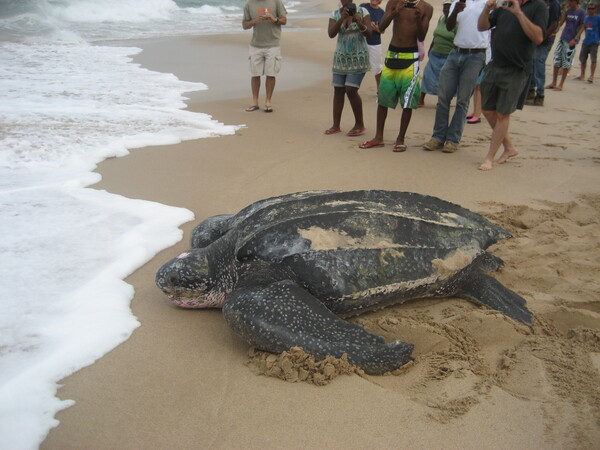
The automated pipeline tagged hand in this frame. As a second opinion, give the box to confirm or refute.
[371,21,381,32]
[353,12,362,22]
[454,1,466,13]
[255,15,267,24]
[506,0,522,14]
[485,0,496,10]
[341,6,351,18]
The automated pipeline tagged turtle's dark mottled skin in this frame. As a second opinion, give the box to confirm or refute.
[156,190,532,374]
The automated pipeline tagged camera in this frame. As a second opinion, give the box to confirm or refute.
[405,0,417,7]
[346,2,357,15]
[496,0,513,6]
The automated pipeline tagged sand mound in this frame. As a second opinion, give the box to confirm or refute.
[247,346,362,385]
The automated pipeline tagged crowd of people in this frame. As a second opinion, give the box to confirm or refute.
[241,0,599,171]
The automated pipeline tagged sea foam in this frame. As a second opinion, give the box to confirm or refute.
[0,38,237,449]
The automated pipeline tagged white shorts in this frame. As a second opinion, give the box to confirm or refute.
[249,46,282,77]
[368,44,383,75]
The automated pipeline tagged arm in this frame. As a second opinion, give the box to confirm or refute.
[328,9,348,38]
[447,1,466,31]
[379,0,400,33]
[506,1,544,45]
[243,15,267,30]
[414,3,433,42]
[545,18,559,39]
[263,9,287,25]
[478,0,495,31]
[571,22,585,47]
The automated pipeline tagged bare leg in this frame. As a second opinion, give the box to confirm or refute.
[395,108,413,146]
[574,61,586,80]
[419,92,425,106]
[479,110,513,171]
[589,62,596,82]
[265,76,276,107]
[345,86,365,132]
[556,68,569,90]
[375,72,381,91]
[250,76,260,107]
[470,85,482,118]
[360,105,387,147]
[546,66,559,88]
[327,86,346,133]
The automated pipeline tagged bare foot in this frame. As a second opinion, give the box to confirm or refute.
[478,160,493,171]
[497,148,519,164]
[554,86,563,91]
[544,84,556,89]
[574,76,583,80]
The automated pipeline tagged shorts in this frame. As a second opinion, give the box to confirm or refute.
[480,63,530,115]
[367,44,383,75]
[249,46,282,77]
[332,72,367,88]
[378,48,421,109]
[579,42,599,64]
[553,39,577,69]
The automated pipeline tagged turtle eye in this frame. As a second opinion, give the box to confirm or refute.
[166,271,181,288]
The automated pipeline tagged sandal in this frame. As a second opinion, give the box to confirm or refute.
[264,105,273,113]
[324,128,342,135]
[359,140,384,149]
[467,117,481,124]
[245,105,259,112]
[392,144,407,152]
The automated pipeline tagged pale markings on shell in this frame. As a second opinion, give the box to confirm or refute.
[431,247,480,276]
[298,226,403,251]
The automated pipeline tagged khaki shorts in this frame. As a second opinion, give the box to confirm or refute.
[249,46,282,77]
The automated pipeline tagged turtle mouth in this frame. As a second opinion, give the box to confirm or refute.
[168,296,211,309]
[168,293,225,309]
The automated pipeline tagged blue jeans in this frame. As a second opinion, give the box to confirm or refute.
[530,37,555,96]
[432,49,485,145]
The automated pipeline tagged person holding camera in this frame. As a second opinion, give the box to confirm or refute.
[422,0,490,154]
[242,0,287,113]
[325,0,372,137]
[359,0,433,152]
[476,0,548,171]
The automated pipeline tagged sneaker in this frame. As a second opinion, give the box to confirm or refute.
[533,95,544,106]
[442,141,459,153]
[422,139,443,151]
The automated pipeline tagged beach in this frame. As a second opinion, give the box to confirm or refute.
[42,5,600,449]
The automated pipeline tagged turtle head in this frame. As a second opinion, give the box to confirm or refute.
[155,248,227,309]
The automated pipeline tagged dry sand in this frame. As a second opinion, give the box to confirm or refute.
[43,2,600,448]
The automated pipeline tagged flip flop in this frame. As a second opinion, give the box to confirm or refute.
[392,144,407,152]
[324,128,342,135]
[587,79,593,83]
[467,117,481,124]
[346,128,366,137]
[245,105,259,112]
[466,114,474,120]
[264,105,273,113]
[359,140,384,149]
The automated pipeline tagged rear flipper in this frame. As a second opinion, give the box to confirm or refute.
[457,271,533,325]
[223,280,414,375]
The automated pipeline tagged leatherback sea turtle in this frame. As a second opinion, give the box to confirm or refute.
[156,190,532,374]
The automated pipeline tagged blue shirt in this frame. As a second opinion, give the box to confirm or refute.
[360,3,384,45]
[583,14,600,45]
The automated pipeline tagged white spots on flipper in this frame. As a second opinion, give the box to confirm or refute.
[177,252,190,259]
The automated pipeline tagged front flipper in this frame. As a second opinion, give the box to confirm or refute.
[457,271,533,325]
[222,280,414,375]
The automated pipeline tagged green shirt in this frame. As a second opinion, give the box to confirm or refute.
[431,16,457,55]
[243,0,287,48]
